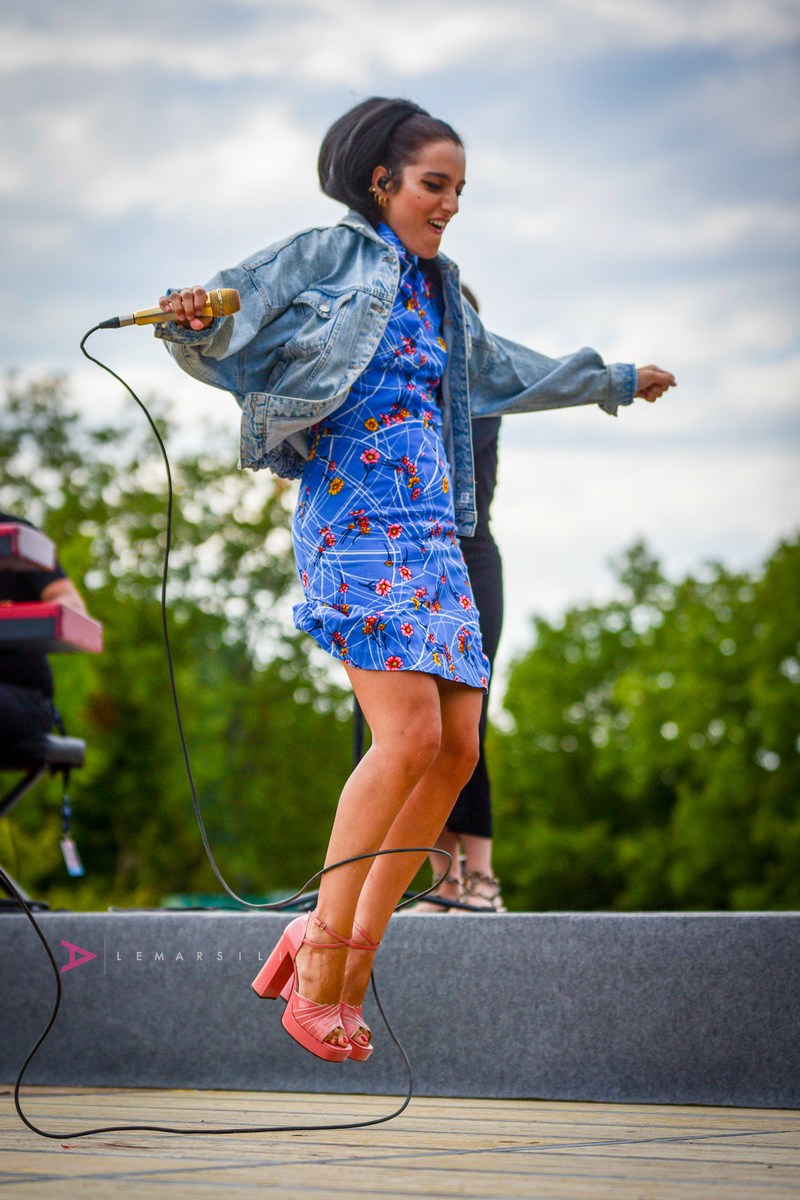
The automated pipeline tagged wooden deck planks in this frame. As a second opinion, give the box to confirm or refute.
[1,1088,798,1200]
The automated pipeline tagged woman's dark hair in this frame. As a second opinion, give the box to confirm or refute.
[318,96,463,225]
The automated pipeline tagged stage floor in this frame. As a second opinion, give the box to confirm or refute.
[2,1088,798,1200]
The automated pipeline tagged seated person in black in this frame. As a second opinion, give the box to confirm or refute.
[410,285,506,912]
[0,512,87,749]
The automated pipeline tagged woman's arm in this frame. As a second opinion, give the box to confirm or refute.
[464,304,675,417]
[39,578,88,617]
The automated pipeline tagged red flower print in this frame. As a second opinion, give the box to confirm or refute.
[459,594,472,610]
[324,532,336,547]
[480,675,488,688]
[361,448,381,466]
[386,656,403,670]
[375,578,392,596]
[339,582,349,593]
[387,524,403,539]
[414,586,428,598]
[399,566,413,581]
[400,623,413,639]
[411,487,421,500]
[301,571,309,588]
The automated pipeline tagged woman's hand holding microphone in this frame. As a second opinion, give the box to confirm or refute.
[158,286,214,330]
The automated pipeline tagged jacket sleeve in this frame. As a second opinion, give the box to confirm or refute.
[464,305,637,418]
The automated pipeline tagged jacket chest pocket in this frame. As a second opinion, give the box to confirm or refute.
[284,290,353,361]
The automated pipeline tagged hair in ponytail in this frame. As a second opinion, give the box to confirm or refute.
[318,97,463,224]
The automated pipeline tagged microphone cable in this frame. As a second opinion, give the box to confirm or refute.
[4,323,454,1140]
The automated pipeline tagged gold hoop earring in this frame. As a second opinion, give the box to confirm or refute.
[368,184,389,209]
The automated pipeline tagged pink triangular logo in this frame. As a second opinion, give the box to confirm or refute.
[60,939,98,973]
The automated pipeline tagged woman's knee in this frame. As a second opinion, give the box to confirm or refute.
[392,708,443,772]
[437,723,480,784]
[366,703,442,780]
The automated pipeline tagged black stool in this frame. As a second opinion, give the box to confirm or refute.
[0,732,86,907]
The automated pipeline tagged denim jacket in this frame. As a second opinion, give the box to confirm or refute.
[157,209,636,535]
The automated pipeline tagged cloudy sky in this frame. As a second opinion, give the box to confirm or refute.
[1,0,798,678]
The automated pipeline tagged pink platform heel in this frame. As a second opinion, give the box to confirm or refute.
[340,920,381,1062]
[251,913,351,1063]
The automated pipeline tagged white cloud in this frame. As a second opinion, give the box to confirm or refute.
[490,433,800,674]
[1,0,796,92]
[86,107,320,222]
[549,0,800,52]
[0,4,517,85]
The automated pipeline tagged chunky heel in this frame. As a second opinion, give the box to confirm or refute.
[251,915,305,998]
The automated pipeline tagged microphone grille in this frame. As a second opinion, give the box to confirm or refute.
[207,288,241,317]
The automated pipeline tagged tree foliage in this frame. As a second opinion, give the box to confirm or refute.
[491,539,800,911]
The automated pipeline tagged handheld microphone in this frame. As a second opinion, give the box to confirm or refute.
[99,288,240,330]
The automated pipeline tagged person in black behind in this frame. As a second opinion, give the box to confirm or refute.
[409,286,507,912]
[0,513,88,749]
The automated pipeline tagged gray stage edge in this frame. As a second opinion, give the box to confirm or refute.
[1,911,797,1108]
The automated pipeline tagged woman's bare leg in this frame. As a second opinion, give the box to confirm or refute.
[293,667,443,1045]
[341,678,483,1014]
[460,833,493,877]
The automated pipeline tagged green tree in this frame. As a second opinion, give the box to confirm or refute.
[492,538,800,911]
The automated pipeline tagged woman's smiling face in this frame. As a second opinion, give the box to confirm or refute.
[373,139,466,259]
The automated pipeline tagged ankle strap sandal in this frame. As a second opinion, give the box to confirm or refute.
[460,870,507,913]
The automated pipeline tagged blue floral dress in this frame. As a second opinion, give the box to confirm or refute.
[292,225,489,692]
